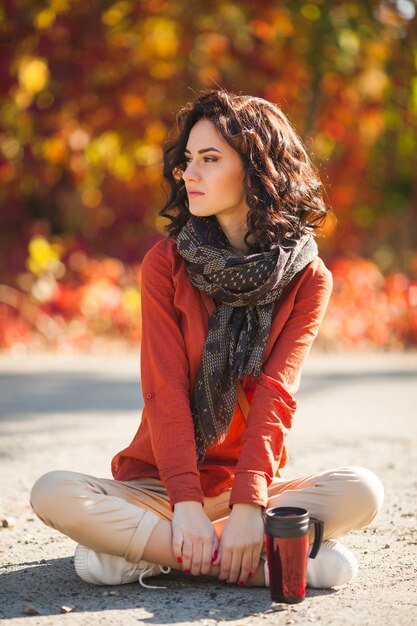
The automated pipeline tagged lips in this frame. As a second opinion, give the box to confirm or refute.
[187,190,204,196]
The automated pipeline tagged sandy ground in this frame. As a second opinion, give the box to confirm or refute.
[0,350,416,626]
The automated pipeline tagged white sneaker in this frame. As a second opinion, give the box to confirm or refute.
[306,541,358,588]
[74,545,171,589]
[263,541,358,590]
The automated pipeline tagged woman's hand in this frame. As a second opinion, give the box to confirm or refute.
[215,503,265,585]
[172,501,219,577]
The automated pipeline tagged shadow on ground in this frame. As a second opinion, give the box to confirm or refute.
[0,558,336,621]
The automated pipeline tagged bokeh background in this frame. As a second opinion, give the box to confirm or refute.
[1,0,416,355]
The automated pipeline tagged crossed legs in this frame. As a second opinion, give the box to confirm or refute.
[30,466,384,585]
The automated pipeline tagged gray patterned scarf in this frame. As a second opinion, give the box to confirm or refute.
[176,215,318,465]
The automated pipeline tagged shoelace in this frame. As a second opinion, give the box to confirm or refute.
[138,564,171,589]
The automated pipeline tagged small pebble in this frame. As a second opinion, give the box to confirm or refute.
[22,603,39,615]
[102,590,121,597]
[2,517,16,528]
[60,605,74,614]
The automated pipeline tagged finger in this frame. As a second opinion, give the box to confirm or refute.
[182,538,193,573]
[218,548,231,581]
[172,527,184,566]
[190,542,203,576]
[227,549,243,584]
[212,551,221,566]
[211,543,221,566]
[249,545,262,579]
[201,538,213,575]
[210,534,220,567]
[238,548,254,585]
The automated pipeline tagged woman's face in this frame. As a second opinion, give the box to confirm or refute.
[182,119,249,223]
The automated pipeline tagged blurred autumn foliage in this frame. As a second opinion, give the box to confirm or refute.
[0,0,416,353]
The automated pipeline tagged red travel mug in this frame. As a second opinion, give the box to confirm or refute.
[264,506,323,604]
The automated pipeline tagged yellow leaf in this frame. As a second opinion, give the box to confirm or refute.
[313,132,336,160]
[357,67,389,100]
[121,287,141,316]
[35,10,56,29]
[149,62,177,80]
[51,0,71,13]
[141,18,179,58]
[134,143,161,166]
[27,236,63,275]
[109,154,135,180]
[18,56,49,94]
[301,4,321,20]
[42,137,67,163]
[102,1,131,26]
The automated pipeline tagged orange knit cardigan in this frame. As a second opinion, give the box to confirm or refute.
[112,237,333,509]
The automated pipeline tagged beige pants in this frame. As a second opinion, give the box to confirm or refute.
[30,466,383,565]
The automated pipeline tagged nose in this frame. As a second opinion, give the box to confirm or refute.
[182,161,200,183]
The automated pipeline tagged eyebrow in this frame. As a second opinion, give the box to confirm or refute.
[184,147,222,154]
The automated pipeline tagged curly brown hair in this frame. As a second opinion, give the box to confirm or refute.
[159,89,330,251]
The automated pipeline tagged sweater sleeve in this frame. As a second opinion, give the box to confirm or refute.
[229,262,333,508]
[140,241,204,507]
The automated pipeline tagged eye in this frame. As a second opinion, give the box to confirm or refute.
[184,156,218,163]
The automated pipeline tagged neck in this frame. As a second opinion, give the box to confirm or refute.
[216,214,250,255]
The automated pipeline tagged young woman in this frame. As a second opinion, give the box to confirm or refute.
[31,89,384,590]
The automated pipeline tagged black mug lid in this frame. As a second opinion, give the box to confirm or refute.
[266,506,308,517]
[264,506,310,538]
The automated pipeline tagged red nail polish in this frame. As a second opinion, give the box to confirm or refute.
[238,581,245,587]
[177,556,182,564]
[184,569,190,574]
[248,571,254,578]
